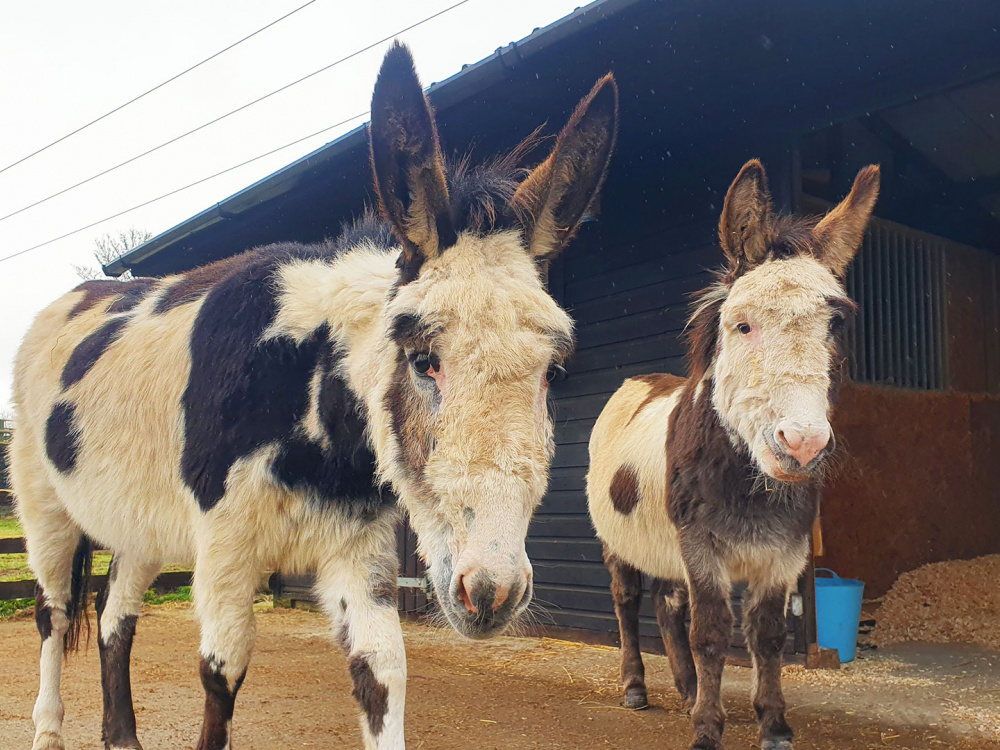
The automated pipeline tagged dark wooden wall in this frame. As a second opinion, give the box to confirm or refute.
[530,211,719,641]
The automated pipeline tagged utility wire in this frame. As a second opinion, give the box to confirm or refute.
[0,110,368,266]
[0,0,472,224]
[0,0,318,176]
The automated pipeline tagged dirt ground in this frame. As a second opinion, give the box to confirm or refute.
[1,605,998,750]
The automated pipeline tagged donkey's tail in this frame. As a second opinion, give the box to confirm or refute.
[64,535,93,652]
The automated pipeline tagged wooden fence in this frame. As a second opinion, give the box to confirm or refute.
[0,537,192,602]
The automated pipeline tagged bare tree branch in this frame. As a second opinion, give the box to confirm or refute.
[74,227,152,281]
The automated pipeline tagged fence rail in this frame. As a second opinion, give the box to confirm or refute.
[0,571,193,602]
[0,537,192,602]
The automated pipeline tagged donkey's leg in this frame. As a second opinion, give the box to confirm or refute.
[20,504,83,750]
[315,518,406,750]
[683,557,733,750]
[95,556,161,750]
[604,547,647,709]
[651,578,697,711]
[192,543,261,750]
[743,585,794,749]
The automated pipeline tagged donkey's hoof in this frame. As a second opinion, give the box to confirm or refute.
[761,738,794,750]
[32,731,65,750]
[623,687,649,710]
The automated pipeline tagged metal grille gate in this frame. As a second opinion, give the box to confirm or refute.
[844,217,948,390]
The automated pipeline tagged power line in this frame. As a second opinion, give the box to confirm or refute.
[0,0,318,176]
[0,0,472,224]
[0,110,368,266]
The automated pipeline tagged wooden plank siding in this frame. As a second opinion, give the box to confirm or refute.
[532,215,720,643]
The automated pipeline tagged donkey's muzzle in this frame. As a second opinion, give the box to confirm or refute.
[774,421,833,469]
[449,568,533,638]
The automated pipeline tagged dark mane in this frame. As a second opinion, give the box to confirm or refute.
[333,131,545,254]
[765,214,822,263]
[723,212,823,284]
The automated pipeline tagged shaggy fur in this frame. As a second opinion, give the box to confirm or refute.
[12,43,617,750]
[588,161,879,750]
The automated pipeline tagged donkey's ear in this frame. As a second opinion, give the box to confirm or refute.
[369,42,454,276]
[510,74,618,261]
[813,165,880,277]
[719,159,773,274]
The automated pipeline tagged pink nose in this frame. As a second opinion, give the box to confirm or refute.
[775,422,831,467]
[456,572,510,614]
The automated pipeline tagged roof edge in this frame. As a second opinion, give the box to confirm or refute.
[108,0,639,276]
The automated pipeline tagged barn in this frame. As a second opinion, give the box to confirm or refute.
[107,0,1000,661]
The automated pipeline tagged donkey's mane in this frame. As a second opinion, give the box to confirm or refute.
[335,132,546,254]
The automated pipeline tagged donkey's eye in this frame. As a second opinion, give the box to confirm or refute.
[546,364,567,383]
[737,322,752,336]
[409,352,437,377]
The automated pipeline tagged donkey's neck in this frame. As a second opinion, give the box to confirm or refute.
[270,246,399,348]
[667,379,818,543]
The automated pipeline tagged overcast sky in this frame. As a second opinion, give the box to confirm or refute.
[0,0,583,412]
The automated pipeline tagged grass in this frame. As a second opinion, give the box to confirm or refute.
[142,585,192,605]
[0,597,34,618]
[0,587,194,620]
[0,552,114,582]
[0,513,22,539]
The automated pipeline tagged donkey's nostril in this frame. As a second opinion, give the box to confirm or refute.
[492,583,510,612]
[776,427,802,452]
[456,574,477,614]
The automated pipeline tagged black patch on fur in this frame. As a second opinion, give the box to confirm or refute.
[97,607,141,750]
[155,253,250,314]
[610,465,641,515]
[45,401,80,473]
[270,345,390,517]
[389,313,432,344]
[34,587,53,641]
[67,278,156,319]
[181,255,323,510]
[349,653,389,736]
[107,280,155,314]
[61,317,128,389]
[179,245,392,515]
[198,657,246,750]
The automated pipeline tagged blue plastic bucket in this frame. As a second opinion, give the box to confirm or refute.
[815,568,864,663]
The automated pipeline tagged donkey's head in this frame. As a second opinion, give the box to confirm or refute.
[369,44,617,638]
[690,160,880,484]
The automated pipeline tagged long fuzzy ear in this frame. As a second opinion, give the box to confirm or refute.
[813,165,881,277]
[718,159,773,276]
[510,74,618,261]
[369,42,455,280]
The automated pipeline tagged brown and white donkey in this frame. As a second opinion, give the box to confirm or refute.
[587,160,879,750]
[11,44,616,750]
